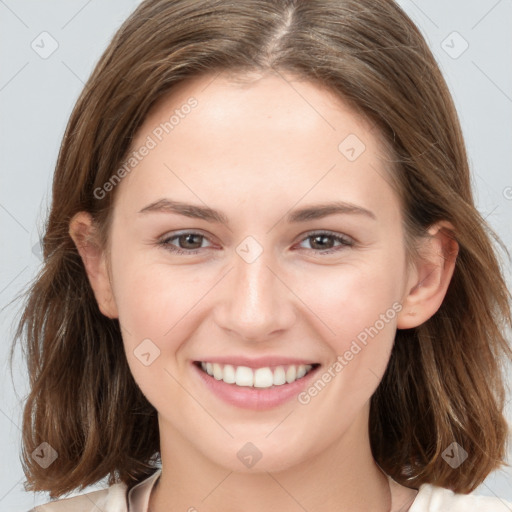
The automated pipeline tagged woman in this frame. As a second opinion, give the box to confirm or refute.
[14,1,512,511]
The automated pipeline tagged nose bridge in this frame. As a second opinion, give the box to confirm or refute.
[215,237,295,340]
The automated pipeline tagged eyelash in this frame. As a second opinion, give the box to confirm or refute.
[158,230,354,256]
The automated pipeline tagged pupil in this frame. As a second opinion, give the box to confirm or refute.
[181,234,201,249]
[313,235,332,249]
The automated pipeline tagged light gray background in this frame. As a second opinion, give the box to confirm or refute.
[1,0,511,510]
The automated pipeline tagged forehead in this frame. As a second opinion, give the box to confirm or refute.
[113,71,398,225]
[141,70,377,149]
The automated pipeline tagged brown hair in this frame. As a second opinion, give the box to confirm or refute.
[11,0,511,499]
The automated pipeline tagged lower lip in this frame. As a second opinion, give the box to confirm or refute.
[192,362,320,410]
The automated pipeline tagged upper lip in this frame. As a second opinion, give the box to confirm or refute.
[194,356,320,369]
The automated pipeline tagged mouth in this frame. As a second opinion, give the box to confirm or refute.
[192,360,321,410]
[194,361,320,388]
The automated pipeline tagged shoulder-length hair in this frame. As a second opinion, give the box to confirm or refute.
[11,0,511,499]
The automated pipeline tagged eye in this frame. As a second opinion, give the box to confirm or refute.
[158,230,354,256]
[296,231,354,254]
[158,231,213,255]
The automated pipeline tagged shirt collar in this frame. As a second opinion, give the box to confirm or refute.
[127,468,162,511]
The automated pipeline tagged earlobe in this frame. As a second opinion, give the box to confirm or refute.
[69,212,118,319]
[396,222,459,329]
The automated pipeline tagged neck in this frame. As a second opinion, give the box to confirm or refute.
[149,413,400,512]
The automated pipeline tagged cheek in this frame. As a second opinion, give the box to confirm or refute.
[292,253,406,395]
[291,263,404,417]
[107,236,183,347]
[110,257,199,401]
[298,257,404,336]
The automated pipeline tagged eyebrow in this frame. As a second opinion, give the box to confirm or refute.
[138,198,376,224]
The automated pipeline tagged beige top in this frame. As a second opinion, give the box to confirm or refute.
[128,469,161,511]
[31,468,512,511]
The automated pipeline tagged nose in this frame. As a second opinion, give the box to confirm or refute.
[213,245,297,342]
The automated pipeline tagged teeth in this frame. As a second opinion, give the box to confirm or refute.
[273,366,286,385]
[199,362,314,388]
[235,366,254,386]
[254,367,273,388]
[285,365,296,383]
[296,364,307,379]
[223,364,236,384]
[213,363,223,380]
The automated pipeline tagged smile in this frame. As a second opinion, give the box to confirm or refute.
[192,357,322,410]
[197,361,318,388]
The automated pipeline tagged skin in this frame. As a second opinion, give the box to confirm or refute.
[70,71,458,512]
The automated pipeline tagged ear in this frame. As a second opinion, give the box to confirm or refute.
[396,221,458,329]
[69,212,118,319]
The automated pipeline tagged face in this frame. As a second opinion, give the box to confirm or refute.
[93,72,419,472]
